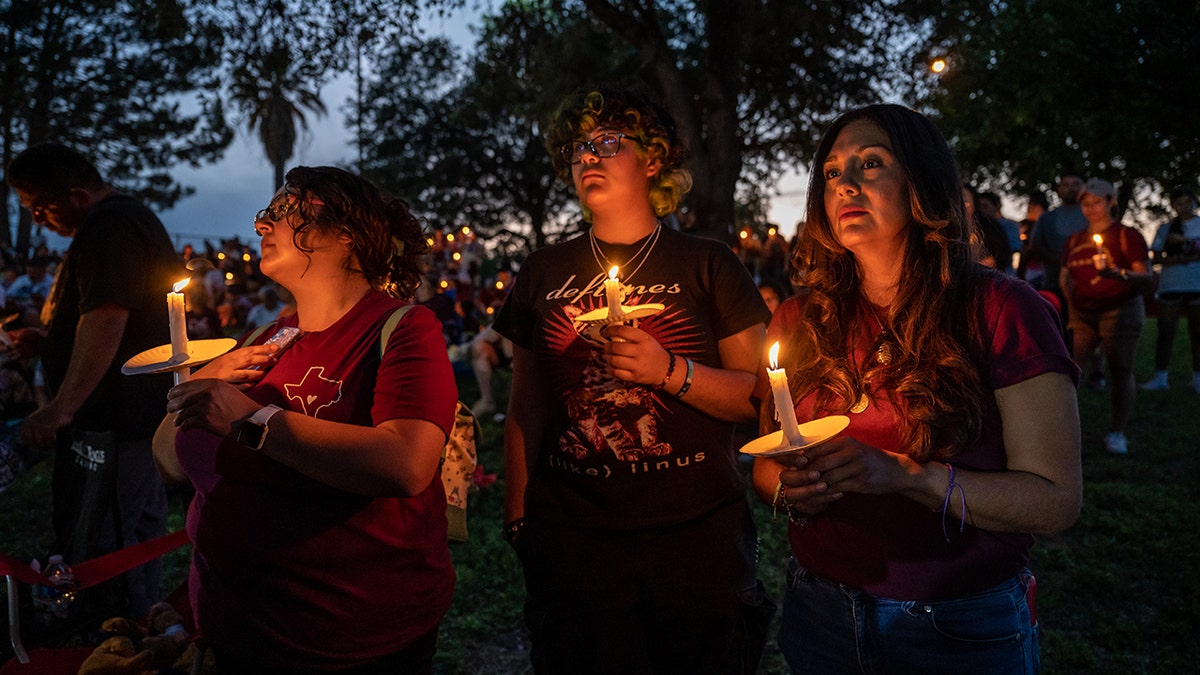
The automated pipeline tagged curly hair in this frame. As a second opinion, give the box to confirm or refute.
[545,87,692,219]
[281,166,429,299]
[785,105,991,462]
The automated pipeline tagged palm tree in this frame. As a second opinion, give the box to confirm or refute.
[229,44,326,190]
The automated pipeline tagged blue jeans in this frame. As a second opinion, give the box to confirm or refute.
[779,558,1039,674]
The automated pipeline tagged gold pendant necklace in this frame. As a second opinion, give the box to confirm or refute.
[852,299,894,414]
[865,300,894,366]
[850,393,870,414]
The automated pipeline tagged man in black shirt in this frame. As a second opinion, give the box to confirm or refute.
[7,143,179,618]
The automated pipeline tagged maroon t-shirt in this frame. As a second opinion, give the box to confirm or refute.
[177,290,457,670]
[759,274,1078,600]
[1062,222,1150,311]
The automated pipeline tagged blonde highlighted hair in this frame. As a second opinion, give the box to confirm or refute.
[545,87,692,219]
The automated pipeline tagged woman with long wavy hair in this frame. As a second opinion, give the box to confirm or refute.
[753,105,1081,673]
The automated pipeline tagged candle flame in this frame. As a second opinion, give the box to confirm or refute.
[172,278,190,293]
[769,341,780,369]
[1092,234,1103,246]
[608,265,619,281]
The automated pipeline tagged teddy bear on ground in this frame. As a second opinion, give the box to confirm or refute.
[77,601,207,675]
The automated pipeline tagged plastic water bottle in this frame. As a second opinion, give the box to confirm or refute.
[30,554,76,620]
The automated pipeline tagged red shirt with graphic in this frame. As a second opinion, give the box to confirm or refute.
[1062,222,1149,312]
[176,290,457,671]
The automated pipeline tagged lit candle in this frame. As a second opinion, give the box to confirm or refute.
[767,342,804,446]
[1091,233,1109,270]
[168,278,189,362]
[605,265,623,318]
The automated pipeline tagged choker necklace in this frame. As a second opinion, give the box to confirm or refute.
[589,222,662,283]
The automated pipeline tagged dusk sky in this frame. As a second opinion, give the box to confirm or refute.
[41,6,809,253]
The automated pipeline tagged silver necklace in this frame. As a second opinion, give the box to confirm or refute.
[589,222,662,283]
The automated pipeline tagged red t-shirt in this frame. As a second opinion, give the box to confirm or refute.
[758,274,1078,601]
[176,290,458,670]
[1062,222,1150,311]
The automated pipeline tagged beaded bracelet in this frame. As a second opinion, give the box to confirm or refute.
[675,357,694,398]
[940,463,967,543]
[771,480,808,526]
[658,351,678,389]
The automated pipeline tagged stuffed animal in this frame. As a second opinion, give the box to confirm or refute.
[78,602,202,675]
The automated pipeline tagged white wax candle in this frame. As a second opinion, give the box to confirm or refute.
[767,342,804,446]
[1091,233,1109,270]
[168,278,189,361]
[605,266,623,318]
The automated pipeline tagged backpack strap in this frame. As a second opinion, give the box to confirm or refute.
[377,305,478,488]
[241,320,278,347]
[378,304,416,358]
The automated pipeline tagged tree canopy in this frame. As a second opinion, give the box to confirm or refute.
[0,0,231,253]
[357,3,637,253]
[924,0,1200,219]
[356,0,934,248]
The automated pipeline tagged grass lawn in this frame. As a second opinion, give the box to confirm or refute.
[3,317,1199,672]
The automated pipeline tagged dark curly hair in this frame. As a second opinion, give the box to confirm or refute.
[545,86,692,219]
[785,104,990,462]
[280,166,429,299]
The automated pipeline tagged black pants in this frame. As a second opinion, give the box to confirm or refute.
[517,497,770,675]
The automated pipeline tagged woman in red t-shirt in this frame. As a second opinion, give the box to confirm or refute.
[752,105,1081,673]
[156,167,457,674]
[1060,178,1153,454]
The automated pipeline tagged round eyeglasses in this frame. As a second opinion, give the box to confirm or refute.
[560,133,631,165]
[253,194,299,228]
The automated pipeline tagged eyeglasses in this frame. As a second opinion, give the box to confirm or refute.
[560,133,631,165]
[253,194,299,228]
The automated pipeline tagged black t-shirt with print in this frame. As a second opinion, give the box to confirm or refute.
[495,226,771,529]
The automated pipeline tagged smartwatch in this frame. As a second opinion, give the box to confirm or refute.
[237,404,283,451]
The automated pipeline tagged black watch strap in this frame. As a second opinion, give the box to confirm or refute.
[237,404,283,451]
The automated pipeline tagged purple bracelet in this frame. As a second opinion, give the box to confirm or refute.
[941,463,967,543]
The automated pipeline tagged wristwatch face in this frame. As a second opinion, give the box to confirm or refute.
[237,420,267,450]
